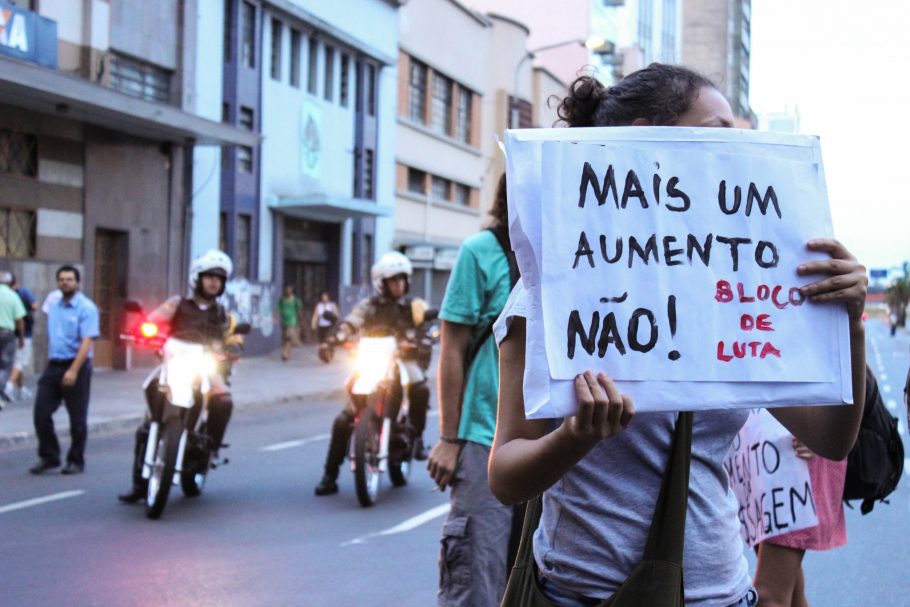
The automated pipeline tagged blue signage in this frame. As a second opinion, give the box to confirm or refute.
[869,268,888,279]
[0,2,57,69]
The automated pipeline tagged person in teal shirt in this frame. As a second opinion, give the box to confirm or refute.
[428,175,520,606]
[0,271,26,406]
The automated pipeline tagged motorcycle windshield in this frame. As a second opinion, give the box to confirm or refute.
[160,338,211,407]
[352,336,397,395]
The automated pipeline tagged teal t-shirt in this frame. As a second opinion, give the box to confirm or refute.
[440,230,511,447]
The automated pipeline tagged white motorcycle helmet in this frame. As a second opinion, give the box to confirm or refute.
[189,249,233,297]
[371,251,412,296]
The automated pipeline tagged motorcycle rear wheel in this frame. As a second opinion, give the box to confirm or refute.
[146,416,182,519]
[353,407,381,507]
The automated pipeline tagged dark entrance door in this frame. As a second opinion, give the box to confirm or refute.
[282,217,339,342]
[93,228,129,369]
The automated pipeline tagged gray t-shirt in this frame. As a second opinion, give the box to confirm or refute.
[496,284,752,606]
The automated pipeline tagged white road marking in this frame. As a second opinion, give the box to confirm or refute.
[898,420,905,436]
[880,373,889,382]
[905,459,910,478]
[259,434,331,452]
[883,384,892,394]
[342,502,451,547]
[0,490,85,515]
[887,399,898,412]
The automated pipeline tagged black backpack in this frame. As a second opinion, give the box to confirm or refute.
[843,367,904,514]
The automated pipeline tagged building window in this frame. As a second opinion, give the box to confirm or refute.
[366,64,376,116]
[431,73,452,135]
[239,106,254,130]
[237,146,253,172]
[408,60,427,123]
[235,214,251,278]
[407,168,426,194]
[0,129,37,177]
[455,87,472,144]
[219,212,228,252]
[453,183,470,207]
[324,46,334,101]
[289,28,301,88]
[222,102,230,123]
[223,0,233,63]
[270,18,282,81]
[307,38,318,95]
[0,208,36,258]
[241,1,255,68]
[431,176,450,202]
[109,52,172,104]
[340,53,350,107]
[363,149,374,199]
[508,96,533,129]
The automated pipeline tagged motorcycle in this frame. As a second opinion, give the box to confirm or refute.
[346,311,439,507]
[121,301,250,519]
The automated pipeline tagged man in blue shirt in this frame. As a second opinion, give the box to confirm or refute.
[30,265,100,475]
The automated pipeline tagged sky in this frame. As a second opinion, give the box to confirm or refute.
[749,1,910,272]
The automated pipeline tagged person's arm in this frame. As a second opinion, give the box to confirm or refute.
[770,239,867,460]
[15,318,24,348]
[62,337,94,387]
[427,321,472,490]
[488,317,635,505]
[310,304,319,330]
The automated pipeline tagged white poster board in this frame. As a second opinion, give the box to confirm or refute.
[504,128,853,417]
[724,410,819,547]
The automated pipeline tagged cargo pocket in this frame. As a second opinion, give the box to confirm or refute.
[439,515,471,599]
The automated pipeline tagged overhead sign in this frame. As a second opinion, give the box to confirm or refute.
[0,2,58,68]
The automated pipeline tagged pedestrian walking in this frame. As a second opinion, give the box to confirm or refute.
[428,174,521,607]
[276,284,304,361]
[311,291,339,344]
[30,265,99,475]
[7,273,38,402]
[0,270,26,409]
[488,65,869,607]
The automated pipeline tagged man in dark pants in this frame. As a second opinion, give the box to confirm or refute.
[30,265,99,475]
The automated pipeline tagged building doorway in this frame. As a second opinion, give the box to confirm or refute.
[93,228,129,369]
[282,217,339,342]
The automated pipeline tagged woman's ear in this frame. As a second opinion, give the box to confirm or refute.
[632,118,652,127]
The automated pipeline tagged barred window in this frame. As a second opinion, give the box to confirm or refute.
[109,52,172,104]
[0,129,37,177]
[289,29,301,88]
[455,87,472,144]
[235,214,251,278]
[430,176,450,202]
[0,208,36,258]
[363,149,374,199]
[241,1,255,68]
[430,73,452,135]
[237,146,253,172]
[307,38,319,95]
[453,183,470,207]
[407,168,426,194]
[270,18,282,81]
[408,60,427,123]
[340,53,350,107]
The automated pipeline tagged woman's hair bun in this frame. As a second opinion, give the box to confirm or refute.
[556,76,608,128]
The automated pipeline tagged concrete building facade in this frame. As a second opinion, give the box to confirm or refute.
[0,0,254,369]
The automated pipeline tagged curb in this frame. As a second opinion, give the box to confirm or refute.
[0,386,347,452]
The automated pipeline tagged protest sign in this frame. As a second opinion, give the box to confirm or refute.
[724,410,818,547]
[503,128,853,417]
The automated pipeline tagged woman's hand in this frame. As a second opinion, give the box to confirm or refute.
[792,437,815,460]
[798,239,868,323]
[557,371,635,447]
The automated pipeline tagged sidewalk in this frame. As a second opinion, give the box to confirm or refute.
[0,346,351,451]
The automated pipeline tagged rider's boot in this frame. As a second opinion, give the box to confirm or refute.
[413,437,429,461]
[314,474,339,496]
[118,482,147,503]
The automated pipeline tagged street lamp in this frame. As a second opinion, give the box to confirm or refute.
[511,36,616,128]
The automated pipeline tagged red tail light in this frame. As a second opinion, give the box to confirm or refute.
[140,322,159,338]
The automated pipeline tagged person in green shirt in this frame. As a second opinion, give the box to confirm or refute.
[276,285,304,361]
[0,271,26,407]
[427,175,520,606]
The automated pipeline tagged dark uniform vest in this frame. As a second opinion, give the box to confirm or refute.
[359,296,414,339]
[170,298,228,345]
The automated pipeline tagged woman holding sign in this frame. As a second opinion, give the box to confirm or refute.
[490,64,868,607]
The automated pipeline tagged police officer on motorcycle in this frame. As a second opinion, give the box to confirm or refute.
[118,250,242,503]
[314,251,432,496]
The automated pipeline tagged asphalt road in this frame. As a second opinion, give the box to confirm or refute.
[2,321,909,606]
[0,390,447,607]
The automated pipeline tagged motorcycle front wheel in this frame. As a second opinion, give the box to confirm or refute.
[353,407,381,507]
[146,416,182,519]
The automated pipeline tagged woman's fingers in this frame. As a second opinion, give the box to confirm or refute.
[568,371,634,442]
[799,239,868,320]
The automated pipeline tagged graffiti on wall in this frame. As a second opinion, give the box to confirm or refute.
[222,278,276,338]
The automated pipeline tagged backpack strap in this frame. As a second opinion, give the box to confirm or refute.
[463,227,519,373]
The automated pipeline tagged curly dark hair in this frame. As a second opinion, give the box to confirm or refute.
[557,63,717,128]
[488,173,508,229]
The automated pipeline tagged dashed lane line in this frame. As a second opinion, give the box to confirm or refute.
[259,434,331,452]
[883,384,893,394]
[887,399,898,412]
[0,490,85,515]
[342,502,451,547]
